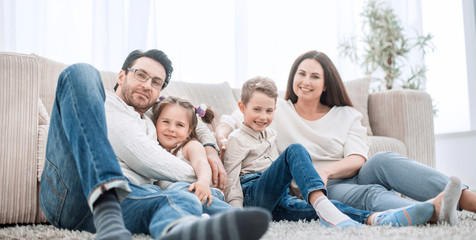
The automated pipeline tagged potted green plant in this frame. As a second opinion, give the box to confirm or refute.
[339,0,435,91]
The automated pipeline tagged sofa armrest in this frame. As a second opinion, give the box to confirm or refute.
[368,90,436,167]
[0,52,40,224]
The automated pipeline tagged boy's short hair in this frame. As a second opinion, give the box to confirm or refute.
[241,76,278,105]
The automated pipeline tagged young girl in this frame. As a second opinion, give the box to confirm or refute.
[152,96,232,215]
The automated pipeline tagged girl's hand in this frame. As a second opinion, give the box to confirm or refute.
[189,181,213,206]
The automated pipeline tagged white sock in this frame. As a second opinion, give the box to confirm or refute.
[438,176,462,226]
[313,196,351,225]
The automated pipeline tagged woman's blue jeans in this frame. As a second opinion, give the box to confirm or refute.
[166,181,233,215]
[39,63,203,238]
[241,143,372,223]
[327,151,466,212]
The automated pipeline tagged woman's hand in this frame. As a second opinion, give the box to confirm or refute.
[215,122,232,152]
[189,181,213,206]
[317,169,330,187]
[317,154,366,186]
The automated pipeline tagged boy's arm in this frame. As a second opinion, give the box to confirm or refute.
[223,133,248,208]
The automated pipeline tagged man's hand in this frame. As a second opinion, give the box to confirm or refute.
[204,146,227,191]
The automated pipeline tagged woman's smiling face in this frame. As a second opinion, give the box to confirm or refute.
[292,58,326,103]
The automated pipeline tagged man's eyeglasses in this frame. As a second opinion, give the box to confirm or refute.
[127,68,167,90]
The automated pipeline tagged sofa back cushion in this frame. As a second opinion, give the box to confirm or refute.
[161,81,238,116]
[34,54,119,115]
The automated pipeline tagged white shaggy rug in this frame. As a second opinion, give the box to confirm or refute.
[1,211,475,240]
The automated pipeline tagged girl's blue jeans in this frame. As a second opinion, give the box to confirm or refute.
[166,181,233,215]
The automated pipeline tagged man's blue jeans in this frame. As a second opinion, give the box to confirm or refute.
[240,143,372,224]
[166,181,232,215]
[327,151,467,212]
[39,63,203,238]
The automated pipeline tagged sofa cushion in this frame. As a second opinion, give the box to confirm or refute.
[161,81,238,116]
[368,136,406,157]
[344,77,372,136]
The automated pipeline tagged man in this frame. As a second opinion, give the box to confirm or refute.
[39,49,270,240]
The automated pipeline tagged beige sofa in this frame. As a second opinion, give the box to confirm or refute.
[0,52,436,225]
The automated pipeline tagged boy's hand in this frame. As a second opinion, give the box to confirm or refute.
[189,181,213,206]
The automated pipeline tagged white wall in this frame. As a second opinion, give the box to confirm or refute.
[435,131,476,191]
[463,0,476,131]
[422,0,471,134]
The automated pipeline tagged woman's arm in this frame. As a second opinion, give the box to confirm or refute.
[215,122,233,151]
[317,154,366,186]
[216,108,243,150]
[183,140,213,206]
[317,108,369,186]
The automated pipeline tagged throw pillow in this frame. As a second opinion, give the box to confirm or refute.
[343,77,373,135]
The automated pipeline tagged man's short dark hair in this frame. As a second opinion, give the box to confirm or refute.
[114,49,173,91]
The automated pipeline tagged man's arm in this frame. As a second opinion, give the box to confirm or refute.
[106,96,196,183]
[204,145,227,191]
[196,119,227,191]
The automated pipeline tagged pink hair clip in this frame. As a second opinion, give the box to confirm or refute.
[196,104,207,117]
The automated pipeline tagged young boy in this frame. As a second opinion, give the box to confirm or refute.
[223,76,435,228]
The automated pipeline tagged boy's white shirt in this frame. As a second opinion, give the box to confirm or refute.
[223,124,279,207]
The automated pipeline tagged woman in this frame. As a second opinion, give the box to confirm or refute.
[216,50,476,226]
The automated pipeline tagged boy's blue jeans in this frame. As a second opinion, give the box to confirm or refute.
[241,143,372,224]
[39,63,203,238]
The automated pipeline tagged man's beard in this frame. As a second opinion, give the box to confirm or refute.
[121,78,156,113]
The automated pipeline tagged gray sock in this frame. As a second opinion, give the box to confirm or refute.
[93,190,132,240]
[438,176,463,226]
[161,207,271,240]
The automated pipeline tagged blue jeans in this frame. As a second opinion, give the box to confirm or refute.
[327,151,466,212]
[240,143,372,224]
[39,63,203,238]
[166,181,233,215]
